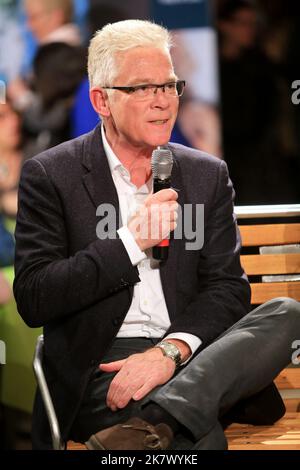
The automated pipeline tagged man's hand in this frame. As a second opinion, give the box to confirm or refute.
[127,188,178,252]
[99,348,176,411]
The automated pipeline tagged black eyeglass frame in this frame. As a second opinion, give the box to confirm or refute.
[102,80,186,97]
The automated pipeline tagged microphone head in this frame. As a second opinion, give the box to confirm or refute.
[151,147,173,180]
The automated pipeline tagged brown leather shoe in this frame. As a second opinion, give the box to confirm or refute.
[85,417,173,450]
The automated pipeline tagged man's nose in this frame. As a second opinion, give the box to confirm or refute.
[151,87,169,106]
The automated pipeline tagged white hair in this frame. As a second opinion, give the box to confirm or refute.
[88,19,173,88]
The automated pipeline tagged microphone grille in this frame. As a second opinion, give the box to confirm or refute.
[151,147,173,180]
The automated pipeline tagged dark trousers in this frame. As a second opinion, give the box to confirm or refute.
[69,297,300,449]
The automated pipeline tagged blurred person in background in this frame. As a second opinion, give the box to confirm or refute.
[0,101,25,218]
[260,0,300,189]
[9,0,82,112]
[0,271,12,305]
[23,42,86,151]
[0,0,24,85]
[177,100,222,158]
[24,0,80,45]
[217,0,298,204]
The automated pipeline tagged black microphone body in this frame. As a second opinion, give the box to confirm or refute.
[151,147,173,261]
[152,176,171,260]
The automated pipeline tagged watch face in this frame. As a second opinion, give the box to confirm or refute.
[159,341,181,366]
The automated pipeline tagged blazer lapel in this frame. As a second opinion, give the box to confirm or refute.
[81,125,121,229]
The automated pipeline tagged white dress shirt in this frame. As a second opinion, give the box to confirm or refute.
[101,126,201,360]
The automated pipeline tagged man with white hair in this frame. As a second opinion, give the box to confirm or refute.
[14,19,300,450]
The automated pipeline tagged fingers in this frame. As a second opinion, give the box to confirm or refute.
[127,196,179,251]
[158,201,178,219]
[145,188,178,206]
[132,380,156,401]
[99,359,126,372]
[109,377,156,409]
[107,376,141,410]
[103,351,176,411]
[106,371,142,410]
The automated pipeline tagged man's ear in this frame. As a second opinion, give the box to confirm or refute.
[89,87,111,117]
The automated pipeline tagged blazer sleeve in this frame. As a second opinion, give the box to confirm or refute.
[166,159,251,349]
[13,158,140,328]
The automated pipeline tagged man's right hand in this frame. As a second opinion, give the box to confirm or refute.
[127,188,178,252]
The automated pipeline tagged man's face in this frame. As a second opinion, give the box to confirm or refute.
[221,8,258,49]
[25,0,60,43]
[0,103,20,151]
[104,47,179,153]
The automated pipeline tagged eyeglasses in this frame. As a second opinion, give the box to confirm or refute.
[102,80,185,100]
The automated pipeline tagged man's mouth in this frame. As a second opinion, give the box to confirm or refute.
[149,119,169,124]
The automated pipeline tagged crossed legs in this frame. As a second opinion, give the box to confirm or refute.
[148,297,300,448]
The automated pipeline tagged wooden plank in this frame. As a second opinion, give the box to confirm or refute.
[275,369,300,390]
[250,282,300,304]
[227,417,300,430]
[241,253,300,275]
[227,405,300,450]
[284,400,300,412]
[229,444,300,450]
[239,224,300,247]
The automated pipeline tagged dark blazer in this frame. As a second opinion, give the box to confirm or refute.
[13,124,251,446]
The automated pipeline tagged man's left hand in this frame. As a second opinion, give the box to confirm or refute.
[99,348,176,411]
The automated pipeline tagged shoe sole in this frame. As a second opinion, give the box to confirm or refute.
[85,435,106,450]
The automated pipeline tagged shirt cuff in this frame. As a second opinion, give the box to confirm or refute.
[117,226,146,266]
[163,332,202,365]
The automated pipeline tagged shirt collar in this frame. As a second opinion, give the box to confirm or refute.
[101,124,125,174]
[101,124,152,192]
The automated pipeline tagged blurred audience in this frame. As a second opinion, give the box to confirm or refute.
[23,42,86,150]
[177,100,222,157]
[0,271,12,305]
[0,214,15,268]
[9,0,82,112]
[0,0,24,84]
[217,0,299,204]
[262,1,300,183]
[24,0,81,45]
[0,101,25,218]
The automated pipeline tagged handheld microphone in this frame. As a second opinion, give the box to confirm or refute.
[151,147,173,260]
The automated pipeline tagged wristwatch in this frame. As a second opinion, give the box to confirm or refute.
[155,341,182,368]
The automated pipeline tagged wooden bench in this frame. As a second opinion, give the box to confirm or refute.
[226,204,300,449]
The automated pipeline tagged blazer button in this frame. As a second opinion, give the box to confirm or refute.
[113,317,121,326]
[90,359,97,367]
